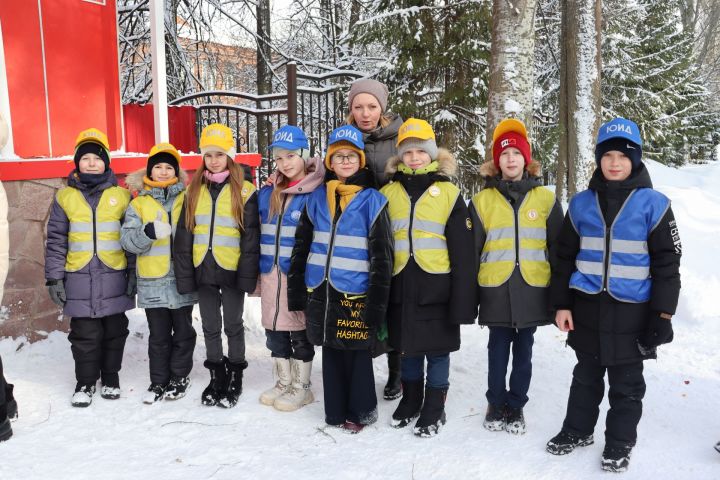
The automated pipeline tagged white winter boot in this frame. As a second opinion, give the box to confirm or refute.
[259,357,292,406]
[274,359,314,412]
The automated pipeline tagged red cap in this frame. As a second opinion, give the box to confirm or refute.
[493,131,531,168]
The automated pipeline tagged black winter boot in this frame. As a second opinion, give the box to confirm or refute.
[601,444,633,472]
[201,359,227,406]
[219,359,247,408]
[413,387,447,437]
[6,384,17,420]
[391,380,424,428]
[0,403,12,442]
[383,352,402,400]
[546,430,594,455]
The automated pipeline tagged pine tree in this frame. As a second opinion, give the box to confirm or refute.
[353,0,492,194]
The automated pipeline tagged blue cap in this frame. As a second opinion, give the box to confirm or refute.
[595,118,643,168]
[596,118,642,147]
[269,125,309,151]
[328,125,364,150]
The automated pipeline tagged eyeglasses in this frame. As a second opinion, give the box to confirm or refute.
[331,153,360,164]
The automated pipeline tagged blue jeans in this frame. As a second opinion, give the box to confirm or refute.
[486,326,536,409]
[401,353,450,389]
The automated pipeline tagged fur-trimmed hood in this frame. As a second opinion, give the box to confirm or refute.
[125,167,189,194]
[384,148,457,178]
[479,159,542,179]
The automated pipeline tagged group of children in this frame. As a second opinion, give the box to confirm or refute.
[0,79,680,473]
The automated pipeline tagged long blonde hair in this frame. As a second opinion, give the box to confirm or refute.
[184,157,246,232]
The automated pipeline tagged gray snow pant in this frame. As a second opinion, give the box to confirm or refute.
[198,285,246,364]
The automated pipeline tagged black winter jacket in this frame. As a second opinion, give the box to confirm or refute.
[471,174,564,329]
[383,152,476,356]
[287,168,393,351]
[173,178,260,294]
[360,114,403,188]
[550,165,681,365]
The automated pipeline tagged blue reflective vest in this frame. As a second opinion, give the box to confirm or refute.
[305,185,388,295]
[258,186,308,275]
[568,188,670,303]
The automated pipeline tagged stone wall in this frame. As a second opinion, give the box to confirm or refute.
[0,178,69,340]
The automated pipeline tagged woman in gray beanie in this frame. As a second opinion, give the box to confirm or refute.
[345,78,404,400]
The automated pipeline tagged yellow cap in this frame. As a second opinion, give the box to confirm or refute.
[149,142,182,166]
[492,118,528,143]
[199,123,236,157]
[75,128,110,151]
[397,118,435,146]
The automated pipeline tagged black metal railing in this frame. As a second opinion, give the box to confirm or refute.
[168,63,365,180]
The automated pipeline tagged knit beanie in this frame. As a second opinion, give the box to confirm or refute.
[325,125,366,169]
[74,141,110,171]
[493,131,532,168]
[348,79,389,112]
[147,152,179,178]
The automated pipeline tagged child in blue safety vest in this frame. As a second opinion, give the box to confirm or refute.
[545,117,681,473]
[287,124,393,434]
[44,128,135,407]
[471,118,564,435]
[121,143,199,404]
[173,123,260,409]
[380,118,476,437]
[256,125,325,412]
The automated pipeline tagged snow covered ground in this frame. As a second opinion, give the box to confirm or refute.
[1,160,719,479]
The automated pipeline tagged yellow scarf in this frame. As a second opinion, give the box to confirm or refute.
[326,180,363,214]
[143,176,178,190]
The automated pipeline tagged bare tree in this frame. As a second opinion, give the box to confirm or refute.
[556,0,601,199]
[486,0,538,160]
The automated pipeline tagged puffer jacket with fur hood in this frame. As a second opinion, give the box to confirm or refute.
[382,149,477,356]
[121,168,198,309]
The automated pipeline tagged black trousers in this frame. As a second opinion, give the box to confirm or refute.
[322,346,377,426]
[562,353,646,448]
[146,306,197,384]
[68,314,129,386]
[265,329,314,361]
[0,355,5,416]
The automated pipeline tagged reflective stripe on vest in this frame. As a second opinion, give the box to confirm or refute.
[380,181,458,275]
[56,186,130,272]
[568,188,670,303]
[258,186,308,274]
[132,192,185,278]
[472,186,555,287]
[304,186,387,295]
[192,181,256,270]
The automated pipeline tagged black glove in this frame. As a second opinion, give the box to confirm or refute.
[46,279,66,306]
[638,312,674,350]
[126,271,138,297]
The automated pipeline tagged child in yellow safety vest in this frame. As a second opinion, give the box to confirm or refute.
[173,123,260,409]
[44,128,135,407]
[470,118,563,435]
[121,143,199,404]
[380,118,476,437]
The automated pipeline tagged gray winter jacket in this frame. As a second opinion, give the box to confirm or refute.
[121,169,198,309]
[358,114,403,188]
[45,170,136,318]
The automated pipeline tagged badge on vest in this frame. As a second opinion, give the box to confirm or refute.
[465,218,472,230]
[291,210,301,221]
[109,197,118,207]
[526,209,539,221]
[241,187,249,196]
[429,185,441,197]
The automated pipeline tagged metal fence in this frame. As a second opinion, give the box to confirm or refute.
[168,63,365,180]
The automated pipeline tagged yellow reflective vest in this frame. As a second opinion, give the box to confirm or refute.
[472,186,555,287]
[130,192,185,278]
[56,186,130,272]
[381,181,459,275]
[192,181,256,270]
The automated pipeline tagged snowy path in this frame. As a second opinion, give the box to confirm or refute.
[1,161,719,479]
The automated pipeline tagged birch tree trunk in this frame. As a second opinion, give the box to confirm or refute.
[557,0,601,199]
[486,0,537,161]
[256,0,272,156]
